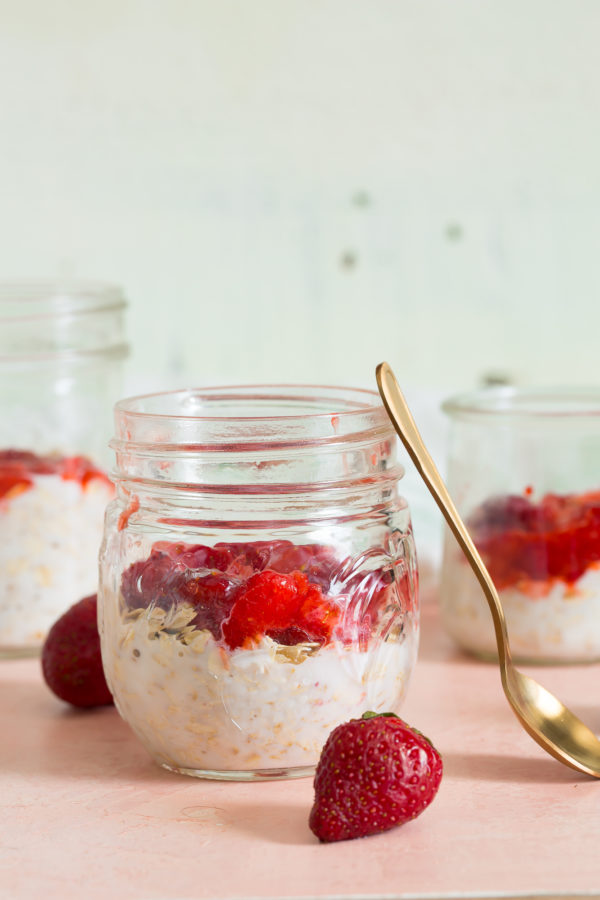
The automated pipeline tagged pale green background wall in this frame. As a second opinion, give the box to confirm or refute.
[2,0,599,396]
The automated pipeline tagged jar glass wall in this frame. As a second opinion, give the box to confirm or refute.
[440,387,600,664]
[99,385,419,781]
[0,283,128,655]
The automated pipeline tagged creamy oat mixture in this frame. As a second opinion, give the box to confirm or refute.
[0,473,113,650]
[100,590,417,774]
[441,557,600,662]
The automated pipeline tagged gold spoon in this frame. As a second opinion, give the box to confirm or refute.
[376,360,600,778]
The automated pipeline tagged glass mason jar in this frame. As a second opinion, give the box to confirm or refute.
[99,385,419,781]
[440,387,600,664]
[0,283,128,656]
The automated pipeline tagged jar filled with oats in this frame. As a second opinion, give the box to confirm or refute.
[99,385,419,780]
[440,386,600,664]
[0,283,128,655]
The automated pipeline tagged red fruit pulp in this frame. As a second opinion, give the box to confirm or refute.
[0,448,111,501]
[175,571,242,640]
[470,490,600,589]
[119,539,398,650]
[222,570,341,649]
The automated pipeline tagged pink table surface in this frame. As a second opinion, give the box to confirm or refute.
[1,596,599,900]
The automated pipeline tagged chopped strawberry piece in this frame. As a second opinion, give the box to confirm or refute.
[268,574,341,646]
[222,569,340,649]
[267,542,339,590]
[175,572,241,640]
[213,540,339,588]
[469,494,543,536]
[222,570,300,649]
[267,625,313,646]
[121,550,178,610]
[227,541,275,573]
[58,455,111,488]
[0,449,55,474]
[156,542,234,573]
[0,472,32,499]
[293,573,341,643]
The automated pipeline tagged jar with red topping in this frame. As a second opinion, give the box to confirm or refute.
[0,283,128,655]
[98,385,419,780]
[440,387,600,664]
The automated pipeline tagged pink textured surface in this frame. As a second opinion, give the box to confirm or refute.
[1,600,600,900]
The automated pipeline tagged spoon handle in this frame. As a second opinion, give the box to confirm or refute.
[376,362,511,664]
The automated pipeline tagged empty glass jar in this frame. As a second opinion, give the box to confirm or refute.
[0,283,128,655]
[99,385,419,780]
[440,387,600,664]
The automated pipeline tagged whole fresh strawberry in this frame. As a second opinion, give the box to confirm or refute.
[309,712,443,843]
[41,594,114,708]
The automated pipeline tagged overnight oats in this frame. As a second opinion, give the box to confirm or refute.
[0,450,114,649]
[0,283,127,655]
[99,386,419,779]
[440,387,600,663]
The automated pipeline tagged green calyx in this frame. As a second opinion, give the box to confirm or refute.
[361,711,399,720]
[360,711,437,750]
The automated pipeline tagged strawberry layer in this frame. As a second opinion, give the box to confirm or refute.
[0,449,111,501]
[469,490,600,592]
[119,539,398,651]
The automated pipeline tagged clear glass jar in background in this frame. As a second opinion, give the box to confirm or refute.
[99,385,419,781]
[440,387,600,664]
[0,283,128,656]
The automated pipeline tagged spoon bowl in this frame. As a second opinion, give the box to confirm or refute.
[376,361,600,778]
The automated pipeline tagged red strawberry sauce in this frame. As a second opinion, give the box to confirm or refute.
[0,449,111,501]
[469,489,600,591]
[120,539,397,652]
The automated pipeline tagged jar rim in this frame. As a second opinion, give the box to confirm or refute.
[115,384,387,423]
[443,385,600,419]
[113,384,394,450]
[111,385,401,489]
[0,281,126,321]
